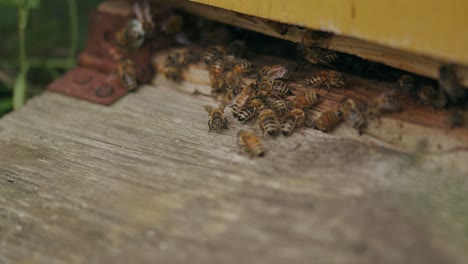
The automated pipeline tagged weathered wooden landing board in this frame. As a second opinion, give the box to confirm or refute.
[1,86,468,263]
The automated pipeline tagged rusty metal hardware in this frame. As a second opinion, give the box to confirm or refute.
[48,6,160,105]
[48,67,128,105]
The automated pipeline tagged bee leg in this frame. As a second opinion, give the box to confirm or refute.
[208,121,212,131]
[223,118,228,129]
[326,83,331,94]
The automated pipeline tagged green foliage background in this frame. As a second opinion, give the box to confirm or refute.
[0,0,100,116]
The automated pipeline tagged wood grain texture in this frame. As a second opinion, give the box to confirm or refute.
[1,86,468,263]
[155,0,468,88]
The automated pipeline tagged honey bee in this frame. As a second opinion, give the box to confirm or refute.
[272,80,290,96]
[222,55,239,71]
[281,109,305,136]
[164,66,183,82]
[165,52,186,67]
[208,57,225,91]
[301,30,334,48]
[133,0,155,38]
[313,108,343,132]
[204,102,228,132]
[439,64,465,103]
[367,93,401,117]
[117,58,138,90]
[341,98,366,132]
[259,109,280,137]
[292,90,319,109]
[232,60,252,75]
[256,80,273,98]
[238,98,264,122]
[228,40,247,57]
[258,65,291,81]
[397,75,415,93]
[257,66,271,81]
[270,99,292,116]
[203,45,226,65]
[238,130,265,157]
[219,71,243,91]
[237,106,261,122]
[230,85,255,117]
[115,19,145,52]
[302,70,345,92]
[249,98,265,108]
[298,46,338,65]
[417,84,447,109]
[164,52,186,82]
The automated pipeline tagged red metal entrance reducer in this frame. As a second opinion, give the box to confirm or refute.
[48,2,175,105]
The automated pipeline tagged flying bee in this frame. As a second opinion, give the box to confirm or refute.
[281,109,305,136]
[238,130,265,157]
[439,64,465,103]
[232,60,252,75]
[367,92,401,118]
[204,102,228,132]
[417,84,447,109]
[259,109,280,137]
[292,90,319,109]
[203,45,226,65]
[341,98,366,133]
[302,70,345,92]
[228,40,247,57]
[117,58,138,90]
[258,65,291,81]
[397,75,415,93]
[219,71,243,91]
[270,99,292,116]
[115,19,145,52]
[313,108,343,132]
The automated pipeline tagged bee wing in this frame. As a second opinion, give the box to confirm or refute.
[218,101,227,112]
[133,2,144,23]
[143,0,152,23]
[204,105,213,113]
[227,93,250,107]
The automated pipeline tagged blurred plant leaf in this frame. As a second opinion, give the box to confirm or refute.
[0,98,13,115]
[0,0,41,8]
